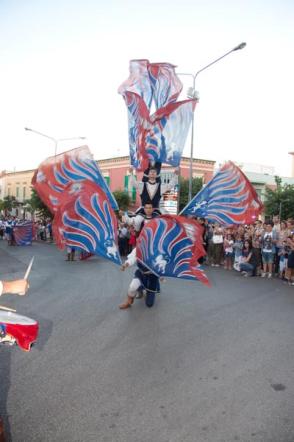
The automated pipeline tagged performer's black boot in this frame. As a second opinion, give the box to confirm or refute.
[145,291,155,308]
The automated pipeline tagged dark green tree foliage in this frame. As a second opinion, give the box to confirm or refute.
[264,176,294,220]
[112,190,131,211]
[179,176,203,211]
[3,195,18,212]
[28,188,52,220]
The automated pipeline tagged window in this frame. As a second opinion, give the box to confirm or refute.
[23,187,26,199]
[161,172,174,184]
[124,175,136,201]
[16,187,19,198]
[102,172,110,185]
[124,175,129,192]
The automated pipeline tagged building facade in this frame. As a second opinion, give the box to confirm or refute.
[0,156,216,213]
[2,157,294,211]
[0,169,35,203]
[97,156,216,206]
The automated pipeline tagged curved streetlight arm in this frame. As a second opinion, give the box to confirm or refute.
[194,42,246,81]
[25,128,86,156]
[176,42,246,202]
[24,127,56,142]
[58,136,86,142]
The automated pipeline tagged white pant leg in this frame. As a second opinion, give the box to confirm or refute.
[128,278,141,298]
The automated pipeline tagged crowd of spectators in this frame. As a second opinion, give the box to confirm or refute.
[2,212,294,287]
[0,217,53,244]
[118,221,137,257]
[198,216,294,285]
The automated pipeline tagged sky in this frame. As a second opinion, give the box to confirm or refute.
[0,0,293,176]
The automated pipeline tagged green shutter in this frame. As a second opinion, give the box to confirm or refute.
[132,187,136,202]
[124,175,129,192]
[104,176,110,185]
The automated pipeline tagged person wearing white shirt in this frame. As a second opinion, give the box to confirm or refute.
[129,166,179,214]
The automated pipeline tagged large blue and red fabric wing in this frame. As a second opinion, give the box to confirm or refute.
[122,91,196,171]
[118,59,153,111]
[32,145,118,213]
[119,60,195,171]
[13,221,33,246]
[148,62,183,109]
[122,91,151,171]
[180,161,263,225]
[53,181,122,266]
[147,99,196,166]
[136,215,209,286]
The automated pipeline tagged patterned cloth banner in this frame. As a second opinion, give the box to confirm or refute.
[147,99,196,167]
[32,146,118,213]
[123,91,196,171]
[13,221,33,246]
[148,62,183,109]
[119,60,196,171]
[53,181,122,266]
[180,161,263,225]
[118,59,153,110]
[136,215,210,286]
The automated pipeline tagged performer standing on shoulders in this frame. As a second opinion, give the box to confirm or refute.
[129,164,179,215]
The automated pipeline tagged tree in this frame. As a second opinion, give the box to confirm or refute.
[2,196,18,215]
[112,190,131,211]
[179,176,203,211]
[28,188,52,220]
[264,177,294,220]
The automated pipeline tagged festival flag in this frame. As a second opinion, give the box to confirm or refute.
[53,181,122,266]
[122,91,151,170]
[148,62,183,109]
[13,221,33,246]
[32,146,118,213]
[136,215,210,286]
[118,59,153,110]
[180,161,263,225]
[119,60,196,171]
[122,91,196,170]
[146,99,196,166]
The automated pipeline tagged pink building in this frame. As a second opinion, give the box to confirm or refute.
[97,156,215,206]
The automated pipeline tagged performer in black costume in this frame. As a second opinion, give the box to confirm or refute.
[129,163,179,215]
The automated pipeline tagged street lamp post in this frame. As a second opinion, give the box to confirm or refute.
[178,42,246,202]
[24,127,86,157]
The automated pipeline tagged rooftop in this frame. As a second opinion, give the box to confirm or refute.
[245,171,294,186]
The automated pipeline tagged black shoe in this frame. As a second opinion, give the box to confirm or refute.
[145,292,155,308]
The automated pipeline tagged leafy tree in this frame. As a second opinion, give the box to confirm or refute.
[179,176,203,211]
[28,188,52,220]
[264,176,294,220]
[2,196,18,214]
[112,190,131,211]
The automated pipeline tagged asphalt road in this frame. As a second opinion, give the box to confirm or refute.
[1,240,294,442]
